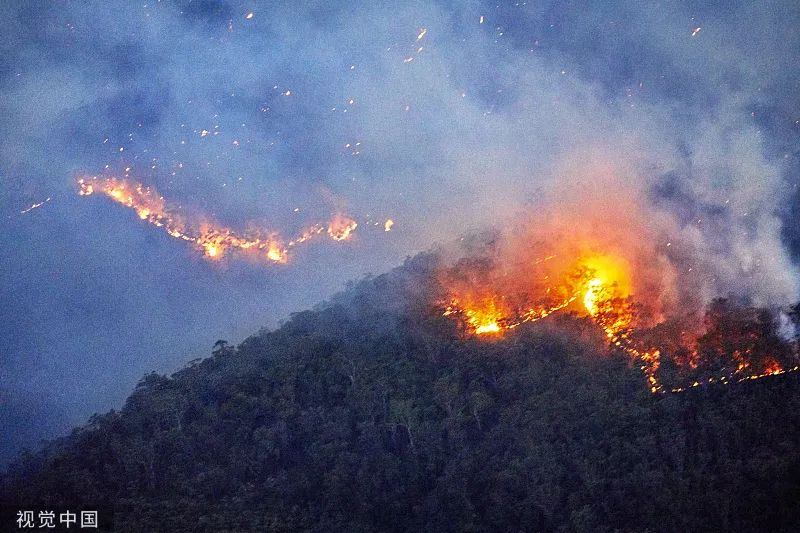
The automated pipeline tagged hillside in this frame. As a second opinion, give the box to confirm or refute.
[3,252,800,533]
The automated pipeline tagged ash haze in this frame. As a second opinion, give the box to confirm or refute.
[1,0,799,464]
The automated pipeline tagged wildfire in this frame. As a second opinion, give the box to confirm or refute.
[78,176,358,263]
[444,253,629,337]
[439,245,798,395]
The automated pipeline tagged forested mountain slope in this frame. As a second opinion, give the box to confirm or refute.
[3,253,800,533]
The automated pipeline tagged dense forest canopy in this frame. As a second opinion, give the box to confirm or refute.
[3,251,800,532]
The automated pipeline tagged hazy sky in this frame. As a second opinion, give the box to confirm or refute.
[2,0,799,463]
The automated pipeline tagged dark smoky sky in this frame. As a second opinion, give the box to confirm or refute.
[1,0,799,463]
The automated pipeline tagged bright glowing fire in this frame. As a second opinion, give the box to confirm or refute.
[440,246,797,395]
[441,252,587,337]
[327,214,358,241]
[78,176,358,263]
[582,255,631,315]
[476,323,501,334]
[583,278,603,315]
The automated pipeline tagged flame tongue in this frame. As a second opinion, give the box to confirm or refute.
[584,278,603,316]
[581,255,632,314]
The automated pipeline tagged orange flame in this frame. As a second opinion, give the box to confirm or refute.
[439,250,662,392]
[78,176,358,263]
[327,213,357,241]
[440,251,590,337]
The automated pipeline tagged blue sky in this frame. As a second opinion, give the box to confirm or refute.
[2,0,799,463]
